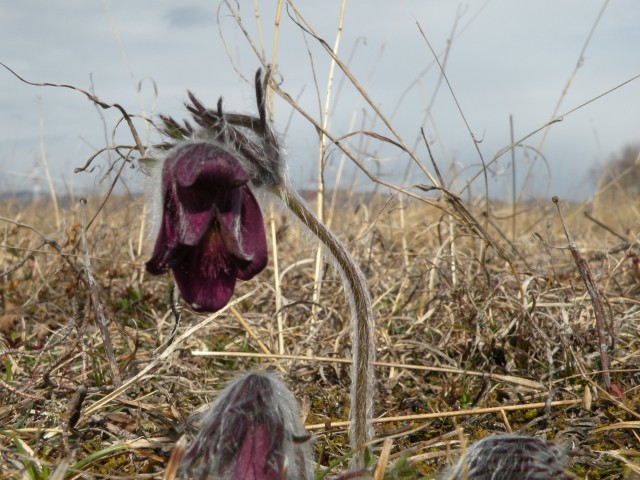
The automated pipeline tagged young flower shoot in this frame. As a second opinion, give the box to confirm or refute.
[179,372,312,480]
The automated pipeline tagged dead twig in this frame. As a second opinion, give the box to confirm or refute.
[552,196,619,397]
[78,198,122,388]
[584,209,629,243]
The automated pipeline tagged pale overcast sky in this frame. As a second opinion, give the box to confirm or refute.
[1,1,638,200]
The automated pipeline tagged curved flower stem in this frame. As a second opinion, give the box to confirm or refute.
[276,184,374,470]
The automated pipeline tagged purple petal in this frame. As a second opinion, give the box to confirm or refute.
[145,192,184,274]
[172,228,237,312]
[234,424,281,480]
[146,231,170,275]
[235,185,268,280]
[165,143,250,246]
[168,143,250,189]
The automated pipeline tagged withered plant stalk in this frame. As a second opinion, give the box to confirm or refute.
[553,196,612,393]
[78,199,122,387]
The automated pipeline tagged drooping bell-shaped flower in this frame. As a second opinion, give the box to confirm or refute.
[146,70,282,312]
[179,371,313,480]
[146,142,268,312]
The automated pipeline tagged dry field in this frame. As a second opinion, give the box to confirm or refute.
[1,186,639,479]
[2,1,640,477]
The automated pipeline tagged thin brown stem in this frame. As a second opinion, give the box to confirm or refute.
[78,199,122,387]
[553,196,613,394]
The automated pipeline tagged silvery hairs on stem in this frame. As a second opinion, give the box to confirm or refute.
[443,435,571,480]
[179,371,313,480]
[149,68,376,469]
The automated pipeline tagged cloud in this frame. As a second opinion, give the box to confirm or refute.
[164,6,214,29]
[1,0,639,199]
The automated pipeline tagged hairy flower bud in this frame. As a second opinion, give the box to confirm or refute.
[445,435,570,480]
[179,371,313,480]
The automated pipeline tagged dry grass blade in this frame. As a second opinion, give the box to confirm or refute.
[162,436,187,480]
[229,305,286,374]
[372,437,392,480]
[192,351,544,390]
[277,1,440,187]
[303,400,581,431]
[592,421,640,433]
[48,457,71,480]
[0,62,146,155]
[416,20,490,207]
[596,450,640,475]
[520,0,611,197]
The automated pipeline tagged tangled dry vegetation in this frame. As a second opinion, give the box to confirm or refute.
[1,188,639,479]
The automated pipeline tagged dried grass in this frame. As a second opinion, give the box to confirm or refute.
[1,187,639,479]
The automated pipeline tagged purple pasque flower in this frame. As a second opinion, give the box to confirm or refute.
[147,69,282,312]
[179,371,313,480]
[146,141,268,312]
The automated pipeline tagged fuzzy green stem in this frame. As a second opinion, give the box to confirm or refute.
[277,185,374,470]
